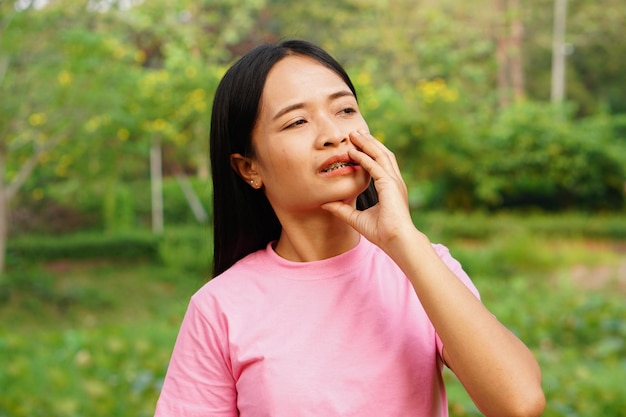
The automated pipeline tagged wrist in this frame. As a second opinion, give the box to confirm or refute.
[384,226,432,260]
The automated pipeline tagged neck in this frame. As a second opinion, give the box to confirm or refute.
[273,210,360,262]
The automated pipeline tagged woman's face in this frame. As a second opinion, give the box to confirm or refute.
[244,55,371,217]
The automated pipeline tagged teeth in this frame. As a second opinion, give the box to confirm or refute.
[322,161,354,173]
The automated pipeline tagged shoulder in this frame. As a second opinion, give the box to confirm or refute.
[189,246,276,315]
[366,239,479,298]
[431,243,480,299]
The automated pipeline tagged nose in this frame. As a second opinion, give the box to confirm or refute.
[317,115,348,148]
[323,136,348,147]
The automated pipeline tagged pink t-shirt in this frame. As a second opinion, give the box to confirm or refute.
[155,236,479,417]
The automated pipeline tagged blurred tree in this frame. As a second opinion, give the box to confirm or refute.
[1,0,272,245]
[495,0,525,107]
[473,102,625,210]
[1,0,624,255]
[523,0,626,115]
[0,0,99,273]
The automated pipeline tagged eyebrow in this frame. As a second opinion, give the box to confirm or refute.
[272,90,355,121]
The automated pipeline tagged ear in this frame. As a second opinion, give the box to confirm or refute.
[230,153,263,189]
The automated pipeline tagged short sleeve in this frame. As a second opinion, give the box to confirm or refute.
[154,296,237,417]
[433,243,480,299]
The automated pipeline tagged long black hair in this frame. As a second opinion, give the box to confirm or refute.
[210,39,378,277]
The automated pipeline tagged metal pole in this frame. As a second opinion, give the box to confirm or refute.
[551,0,567,103]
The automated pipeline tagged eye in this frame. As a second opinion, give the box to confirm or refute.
[284,118,307,130]
[338,107,357,115]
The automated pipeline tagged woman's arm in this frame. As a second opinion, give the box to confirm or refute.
[389,230,545,417]
[322,130,545,417]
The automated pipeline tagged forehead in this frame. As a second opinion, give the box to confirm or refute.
[260,55,349,107]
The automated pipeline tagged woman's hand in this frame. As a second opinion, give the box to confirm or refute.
[321,130,418,253]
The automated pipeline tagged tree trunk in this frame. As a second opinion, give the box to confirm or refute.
[509,0,525,101]
[0,150,7,275]
[551,0,568,103]
[150,137,164,234]
[495,0,510,108]
[495,0,526,107]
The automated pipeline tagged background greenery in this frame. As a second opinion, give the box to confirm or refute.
[1,0,625,416]
[1,215,625,416]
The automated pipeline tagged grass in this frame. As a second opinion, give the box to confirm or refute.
[1,214,625,416]
[0,261,204,417]
[439,228,626,417]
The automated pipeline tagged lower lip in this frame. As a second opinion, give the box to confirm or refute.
[319,165,361,177]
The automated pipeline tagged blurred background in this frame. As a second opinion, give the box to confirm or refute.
[0,0,625,415]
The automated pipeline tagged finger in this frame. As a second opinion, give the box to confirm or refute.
[348,148,389,182]
[349,131,403,179]
[349,131,388,159]
[320,201,362,228]
[348,134,409,203]
[348,143,402,185]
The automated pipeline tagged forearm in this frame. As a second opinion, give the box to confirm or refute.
[386,229,545,417]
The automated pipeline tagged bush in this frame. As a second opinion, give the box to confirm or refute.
[7,231,160,263]
[158,227,213,276]
[16,177,213,235]
[472,102,626,210]
[413,211,626,242]
[0,268,115,314]
[6,227,214,276]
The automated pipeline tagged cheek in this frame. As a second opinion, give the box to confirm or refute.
[256,144,301,184]
[357,116,370,132]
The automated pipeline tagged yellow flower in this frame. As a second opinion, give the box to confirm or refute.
[117,128,130,141]
[55,164,68,177]
[135,50,146,64]
[58,70,72,86]
[32,188,44,200]
[152,119,167,131]
[189,88,205,102]
[185,66,197,78]
[417,78,458,104]
[173,132,189,145]
[28,113,47,126]
[442,89,458,103]
[85,117,100,133]
[355,72,372,87]
[194,101,206,112]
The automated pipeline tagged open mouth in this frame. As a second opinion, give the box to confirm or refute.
[321,161,358,173]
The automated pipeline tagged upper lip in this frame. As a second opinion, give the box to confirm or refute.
[319,153,358,173]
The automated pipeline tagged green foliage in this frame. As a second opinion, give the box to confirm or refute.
[6,232,160,263]
[0,325,172,417]
[473,102,625,210]
[3,0,625,239]
[523,0,626,115]
[158,227,213,275]
[2,219,626,416]
[14,177,212,234]
[5,226,213,275]
[445,275,626,417]
[0,267,114,315]
[395,101,626,211]
[414,211,626,241]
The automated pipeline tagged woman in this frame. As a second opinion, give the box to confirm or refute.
[154,40,545,417]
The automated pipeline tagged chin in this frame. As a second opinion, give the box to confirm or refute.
[332,185,369,205]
